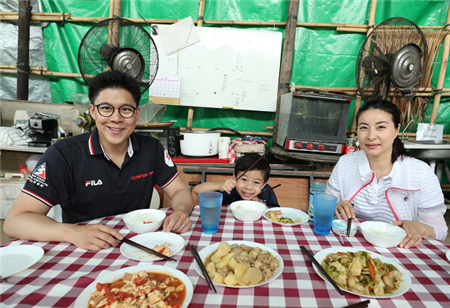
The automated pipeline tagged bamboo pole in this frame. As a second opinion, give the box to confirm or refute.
[430,7,450,124]
[273,0,299,142]
[348,0,377,137]
[336,27,368,33]
[185,0,207,130]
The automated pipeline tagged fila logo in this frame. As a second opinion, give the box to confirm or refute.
[85,179,103,187]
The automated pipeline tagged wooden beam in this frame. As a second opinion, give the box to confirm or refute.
[16,0,31,101]
[273,0,299,142]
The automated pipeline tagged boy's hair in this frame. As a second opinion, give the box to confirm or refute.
[88,71,141,106]
[235,152,270,183]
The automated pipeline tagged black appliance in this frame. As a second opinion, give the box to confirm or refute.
[276,92,352,154]
[28,118,58,147]
[134,127,181,157]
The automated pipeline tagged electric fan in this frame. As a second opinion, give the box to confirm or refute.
[78,17,158,94]
[356,17,428,105]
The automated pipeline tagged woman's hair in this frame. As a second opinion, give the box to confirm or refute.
[88,71,141,106]
[356,99,409,163]
[235,152,270,183]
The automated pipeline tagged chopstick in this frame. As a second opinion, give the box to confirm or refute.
[346,218,353,237]
[258,184,281,196]
[342,300,371,308]
[121,237,177,262]
[188,243,217,293]
[235,148,271,181]
[300,245,344,296]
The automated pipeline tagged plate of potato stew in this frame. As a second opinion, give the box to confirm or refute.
[194,241,284,288]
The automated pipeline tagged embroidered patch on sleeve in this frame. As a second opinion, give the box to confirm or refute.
[27,162,48,188]
[164,150,174,167]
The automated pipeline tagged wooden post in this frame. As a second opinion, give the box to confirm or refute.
[273,0,299,141]
[430,6,450,124]
[185,0,206,130]
[349,0,377,137]
[16,0,31,100]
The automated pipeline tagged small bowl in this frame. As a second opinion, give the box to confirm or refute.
[123,209,166,234]
[360,221,406,248]
[230,200,267,222]
[332,219,358,237]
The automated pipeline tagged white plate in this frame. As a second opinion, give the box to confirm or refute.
[313,247,412,298]
[0,245,44,278]
[446,250,450,262]
[263,208,309,226]
[120,232,185,262]
[194,240,284,288]
[74,265,193,308]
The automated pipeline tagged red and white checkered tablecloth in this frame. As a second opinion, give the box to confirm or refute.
[1,206,450,308]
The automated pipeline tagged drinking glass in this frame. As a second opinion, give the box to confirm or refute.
[198,191,223,234]
[313,193,338,236]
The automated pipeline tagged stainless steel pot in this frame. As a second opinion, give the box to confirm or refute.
[180,131,221,156]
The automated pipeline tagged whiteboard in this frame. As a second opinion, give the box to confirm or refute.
[150,26,282,112]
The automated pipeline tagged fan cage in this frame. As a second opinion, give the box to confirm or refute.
[78,17,159,94]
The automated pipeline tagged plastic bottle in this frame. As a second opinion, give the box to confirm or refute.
[308,181,326,221]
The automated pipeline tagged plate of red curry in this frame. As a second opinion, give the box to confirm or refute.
[74,265,193,308]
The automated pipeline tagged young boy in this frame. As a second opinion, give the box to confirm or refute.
[194,152,280,207]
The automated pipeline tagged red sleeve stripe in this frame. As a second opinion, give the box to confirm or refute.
[22,188,55,207]
[160,172,179,188]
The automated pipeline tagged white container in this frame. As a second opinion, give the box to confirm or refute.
[360,221,406,248]
[0,173,26,219]
[180,131,221,157]
[218,137,230,159]
[123,209,166,233]
[230,200,267,222]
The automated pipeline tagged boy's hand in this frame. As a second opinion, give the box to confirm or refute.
[250,196,265,205]
[219,179,236,194]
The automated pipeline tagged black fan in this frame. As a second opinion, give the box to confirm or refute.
[78,17,158,94]
[356,17,428,105]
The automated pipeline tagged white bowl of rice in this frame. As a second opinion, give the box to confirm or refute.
[123,209,166,233]
[230,200,267,222]
[360,221,406,248]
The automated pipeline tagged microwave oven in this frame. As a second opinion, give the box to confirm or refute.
[134,127,181,157]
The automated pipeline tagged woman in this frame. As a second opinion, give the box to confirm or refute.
[327,100,448,248]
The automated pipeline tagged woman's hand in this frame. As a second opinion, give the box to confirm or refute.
[334,200,355,220]
[393,220,425,249]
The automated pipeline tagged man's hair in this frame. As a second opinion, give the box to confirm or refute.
[234,152,270,183]
[88,71,141,106]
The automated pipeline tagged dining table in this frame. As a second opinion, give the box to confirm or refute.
[1,205,450,308]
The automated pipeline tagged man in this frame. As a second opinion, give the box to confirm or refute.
[4,71,194,251]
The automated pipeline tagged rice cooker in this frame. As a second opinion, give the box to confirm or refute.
[180,131,221,157]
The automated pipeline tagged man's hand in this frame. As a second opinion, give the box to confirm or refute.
[163,210,192,234]
[68,224,123,252]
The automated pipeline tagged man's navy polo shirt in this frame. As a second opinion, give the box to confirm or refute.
[22,128,178,223]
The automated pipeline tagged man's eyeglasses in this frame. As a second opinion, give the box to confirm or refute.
[94,103,137,118]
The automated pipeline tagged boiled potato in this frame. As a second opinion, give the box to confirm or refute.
[224,273,238,286]
[216,252,236,270]
[234,262,249,285]
[242,267,263,285]
[240,251,249,257]
[228,256,238,271]
[213,273,225,284]
[206,261,216,275]
[215,242,231,259]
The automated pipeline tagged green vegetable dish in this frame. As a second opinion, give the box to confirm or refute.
[321,251,403,296]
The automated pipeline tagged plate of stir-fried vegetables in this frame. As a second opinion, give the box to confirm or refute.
[313,247,411,298]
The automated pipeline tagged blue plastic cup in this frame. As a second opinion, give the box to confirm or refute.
[198,191,223,234]
[313,193,338,236]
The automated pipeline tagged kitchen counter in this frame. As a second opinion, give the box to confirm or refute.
[402,139,450,149]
